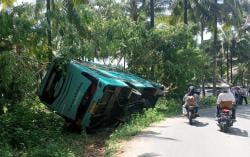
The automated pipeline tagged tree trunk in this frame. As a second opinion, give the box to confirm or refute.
[226,49,229,82]
[201,20,205,96]
[124,56,126,70]
[230,39,236,84]
[220,62,223,78]
[46,0,53,61]
[184,0,188,24]
[212,0,218,96]
[150,0,154,28]
[220,52,223,78]
[230,51,233,83]
[202,75,205,97]
[201,21,204,42]
[130,0,139,23]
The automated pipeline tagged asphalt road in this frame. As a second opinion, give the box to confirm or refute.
[117,105,250,157]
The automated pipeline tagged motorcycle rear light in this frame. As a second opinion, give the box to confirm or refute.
[223,109,230,113]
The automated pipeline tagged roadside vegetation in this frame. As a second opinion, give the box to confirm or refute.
[200,96,217,108]
[0,95,217,157]
[105,96,218,157]
[0,97,87,157]
[0,97,180,157]
[105,99,180,157]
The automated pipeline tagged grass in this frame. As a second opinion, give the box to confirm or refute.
[0,97,88,157]
[104,99,181,157]
[0,97,181,157]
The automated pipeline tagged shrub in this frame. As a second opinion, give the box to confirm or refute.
[0,96,86,157]
[200,96,217,108]
[105,99,180,157]
[25,143,76,157]
[0,145,13,157]
[155,98,181,115]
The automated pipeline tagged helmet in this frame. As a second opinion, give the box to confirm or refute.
[187,86,196,96]
[221,87,229,93]
[188,86,195,93]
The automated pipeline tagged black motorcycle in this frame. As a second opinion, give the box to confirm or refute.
[217,108,234,132]
[186,105,198,125]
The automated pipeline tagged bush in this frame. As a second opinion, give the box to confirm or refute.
[155,98,181,115]
[0,96,86,157]
[0,98,62,148]
[25,143,76,157]
[200,96,217,108]
[0,145,13,157]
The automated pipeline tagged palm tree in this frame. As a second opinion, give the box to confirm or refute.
[150,0,155,28]
[46,0,53,61]
[183,0,187,24]
[212,0,218,95]
[217,0,246,84]
[123,0,168,26]
[35,0,92,61]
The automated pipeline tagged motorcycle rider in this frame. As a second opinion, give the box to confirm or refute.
[216,87,236,120]
[183,86,200,116]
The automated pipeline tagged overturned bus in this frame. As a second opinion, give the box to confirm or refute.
[38,58,164,131]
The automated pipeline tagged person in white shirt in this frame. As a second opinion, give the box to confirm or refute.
[216,87,236,119]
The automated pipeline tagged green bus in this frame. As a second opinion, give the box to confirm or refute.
[38,58,164,131]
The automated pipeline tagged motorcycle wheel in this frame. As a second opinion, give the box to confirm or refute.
[189,112,193,125]
[220,123,228,132]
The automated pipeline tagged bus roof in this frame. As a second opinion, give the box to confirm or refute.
[73,60,158,88]
[72,61,129,87]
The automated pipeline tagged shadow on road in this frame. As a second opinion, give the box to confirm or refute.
[137,153,160,157]
[139,131,180,141]
[225,127,249,137]
[192,121,209,127]
[184,120,209,127]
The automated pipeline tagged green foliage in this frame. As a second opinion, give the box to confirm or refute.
[0,144,13,157]
[105,99,180,157]
[0,97,86,157]
[25,144,76,157]
[200,96,217,108]
[0,52,37,113]
[155,99,182,114]
[0,4,48,114]
[125,24,209,98]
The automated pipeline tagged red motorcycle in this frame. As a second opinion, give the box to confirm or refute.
[217,101,235,132]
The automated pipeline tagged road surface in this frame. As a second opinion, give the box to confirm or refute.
[117,105,250,157]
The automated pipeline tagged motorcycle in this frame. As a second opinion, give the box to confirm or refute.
[217,108,234,132]
[186,105,198,125]
[217,101,235,132]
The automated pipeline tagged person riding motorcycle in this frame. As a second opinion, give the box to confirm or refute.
[183,86,200,116]
[216,87,236,120]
